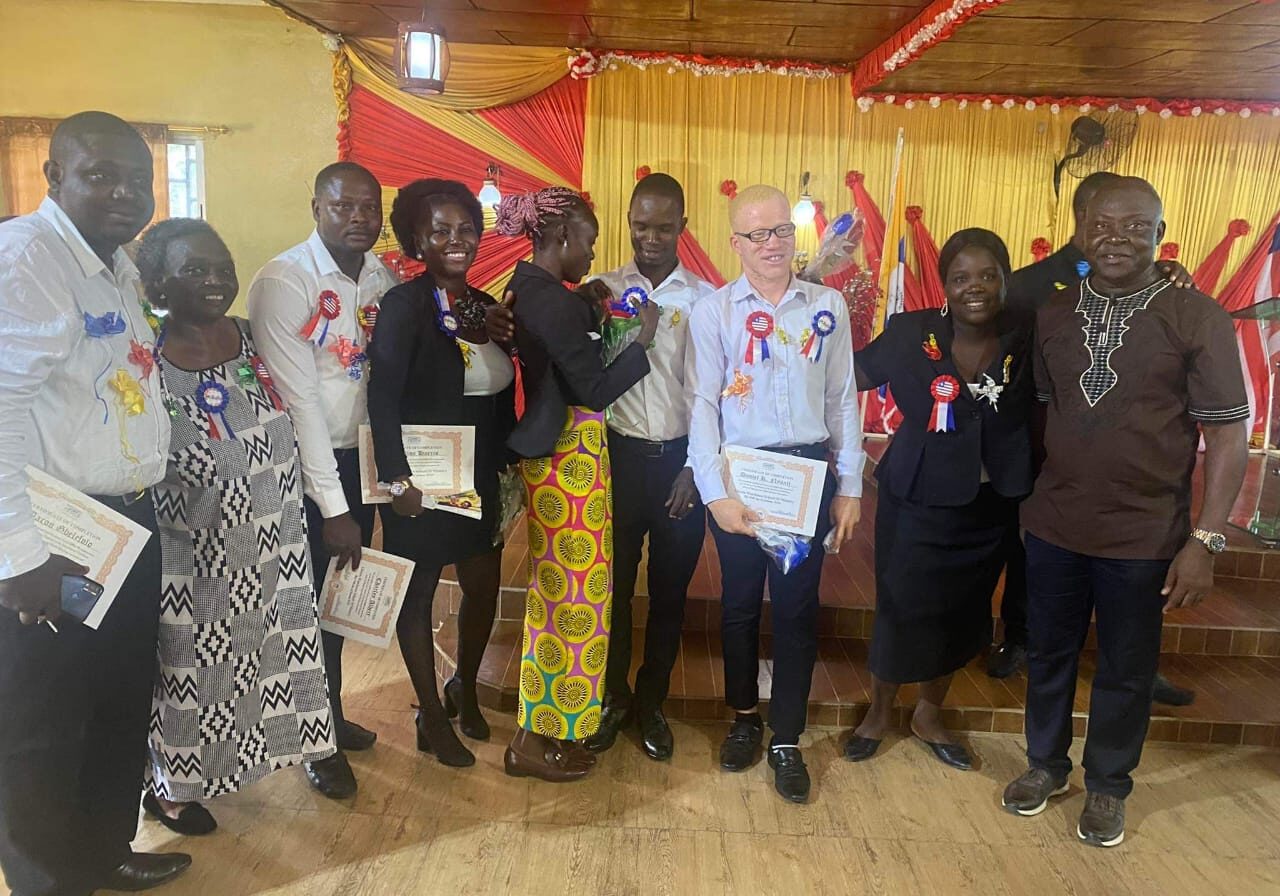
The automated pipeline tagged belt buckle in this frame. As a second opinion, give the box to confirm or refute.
[121,489,146,506]
[642,440,664,458]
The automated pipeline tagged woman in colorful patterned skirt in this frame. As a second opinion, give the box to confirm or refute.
[136,220,336,835]
[495,188,658,782]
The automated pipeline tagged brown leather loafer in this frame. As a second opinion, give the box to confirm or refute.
[504,734,592,782]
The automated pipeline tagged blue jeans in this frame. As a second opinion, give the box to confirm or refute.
[1024,532,1169,798]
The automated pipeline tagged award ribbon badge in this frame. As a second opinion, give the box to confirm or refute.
[300,290,341,347]
[329,336,368,380]
[744,311,773,364]
[929,375,960,433]
[800,310,836,363]
[195,381,235,440]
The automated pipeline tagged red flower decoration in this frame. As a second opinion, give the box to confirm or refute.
[845,171,864,189]
[1030,237,1052,262]
[635,165,652,181]
[905,206,923,223]
[1228,219,1250,238]
[1159,243,1180,260]
[720,179,738,199]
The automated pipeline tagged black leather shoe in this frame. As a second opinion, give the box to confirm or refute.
[305,751,357,799]
[767,747,811,803]
[336,720,378,751]
[142,791,217,836]
[719,714,763,771]
[915,735,974,771]
[986,641,1028,679]
[842,734,882,762]
[637,707,674,761]
[1152,672,1195,707]
[583,701,633,754]
[100,853,192,891]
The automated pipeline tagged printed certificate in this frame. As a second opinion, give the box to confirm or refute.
[358,424,475,504]
[318,548,416,649]
[721,446,827,537]
[24,466,152,629]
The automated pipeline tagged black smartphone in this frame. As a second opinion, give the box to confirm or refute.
[60,574,105,625]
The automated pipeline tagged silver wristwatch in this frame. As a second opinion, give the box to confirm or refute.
[1190,528,1227,554]
[389,480,412,498]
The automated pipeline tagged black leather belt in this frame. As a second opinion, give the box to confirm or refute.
[90,490,150,509]
[761,442,829,462]
[608,430,688,459]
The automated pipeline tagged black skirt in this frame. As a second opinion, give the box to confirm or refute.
[869,484,1017,684]
[378,393,505,569]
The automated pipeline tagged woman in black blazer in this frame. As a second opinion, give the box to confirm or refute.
[494,187,658,782]
[367,179,516,767]
[843,228,1034,771]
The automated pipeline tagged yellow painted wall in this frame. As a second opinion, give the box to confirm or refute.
[0,0,337,309]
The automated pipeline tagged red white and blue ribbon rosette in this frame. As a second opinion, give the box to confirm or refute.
[250,355,286,409]
[608,286,649,319]
[800,310,837,363]
[357,303,379,341]
[744,311,774,364]
[929,375,960,433]
[195,380,235,440]
[300,290,341,347]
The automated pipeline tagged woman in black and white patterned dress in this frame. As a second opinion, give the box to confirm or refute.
[136,220,336,835]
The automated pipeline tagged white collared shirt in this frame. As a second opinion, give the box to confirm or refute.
[593,261,715,442]
[0,198,170,578]
[246,230,397,518]
[687,274,864,504]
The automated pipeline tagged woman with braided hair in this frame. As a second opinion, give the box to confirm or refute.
[497,187,659,782]
[366,178,516,768]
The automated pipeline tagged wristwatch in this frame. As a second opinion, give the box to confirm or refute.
[1190,528,1227,554]
[389,480,412,498]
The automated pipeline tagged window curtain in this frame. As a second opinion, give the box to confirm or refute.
[0,117,170,222]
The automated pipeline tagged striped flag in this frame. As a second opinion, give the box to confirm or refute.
[870,128,907,433]
[1217,217,1280,447]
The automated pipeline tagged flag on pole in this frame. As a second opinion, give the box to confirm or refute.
[1215,215,1280,446]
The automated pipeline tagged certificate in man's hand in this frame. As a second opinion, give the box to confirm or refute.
[24,466,152,629]
[359,424,476,505]
[721,446,827,537]
[318,548,415,649]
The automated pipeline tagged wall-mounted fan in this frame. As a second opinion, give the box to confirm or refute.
[1052,112,1138,198]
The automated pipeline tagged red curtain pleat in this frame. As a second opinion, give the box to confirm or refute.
[906,207,946,311]
[1192,220,1251,296]
[677,231,726,288]
[477,77,587,189]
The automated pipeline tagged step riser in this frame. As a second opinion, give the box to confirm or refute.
[1217,548,1280,582]
[436,581,1280,658]
[429,648,1279,749]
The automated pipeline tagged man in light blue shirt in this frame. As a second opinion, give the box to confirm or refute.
[687,184,863,803]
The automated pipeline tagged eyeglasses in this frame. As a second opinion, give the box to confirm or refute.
[733,223,797,243]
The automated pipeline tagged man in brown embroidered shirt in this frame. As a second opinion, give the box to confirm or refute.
[1002,178,1248,849]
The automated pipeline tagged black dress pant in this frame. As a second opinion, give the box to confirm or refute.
[0,495,160,896]
[711,453,836,746]
[605,432,705,713]
[302,447,376,732]
[999,521,1029,645]
[1024,532,1168,798]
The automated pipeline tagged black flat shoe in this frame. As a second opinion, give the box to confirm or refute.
[767,747,811,803]
[337,720,378,752]
[305,751,357,799]
[637,707,674,761]
[1152,672,1196,707]
[842,734,883,762]
[719,714,763,772]
[987,641,1028,679]
[914,735,974,771]
[443,676,491,741]
[100,852,192,891]
[416,708,476,767]
[583,701,633,754]
[142,792,217,836]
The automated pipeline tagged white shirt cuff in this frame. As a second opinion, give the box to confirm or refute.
[700,484,730,504]
[836,474,863,498]
[0,529,51,579]
[313,488,351,519]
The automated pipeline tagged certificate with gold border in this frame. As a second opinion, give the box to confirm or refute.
[318,548,416,649]
[24,465,152,629]
[721,446,826,537]
[358,424,475,504]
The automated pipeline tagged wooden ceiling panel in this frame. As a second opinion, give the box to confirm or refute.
[1139,49,1280,73]
[920,42,1164,70]
[692,0,920,30]
[1206,4,1280,26]
[1064,20,1280,52]
[985,0,1255,25]
[946,16,1097,45]
[788,26,892,53]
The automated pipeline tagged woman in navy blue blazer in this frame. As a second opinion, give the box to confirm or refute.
[844,229,1034,771]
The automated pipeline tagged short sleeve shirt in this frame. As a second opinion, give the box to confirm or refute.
[1022,278,1249,560]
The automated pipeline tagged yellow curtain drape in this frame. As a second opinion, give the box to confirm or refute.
[342,45,570,190]
[0,117,170,222]
[582,67,1280,285]
[346,40,570,112]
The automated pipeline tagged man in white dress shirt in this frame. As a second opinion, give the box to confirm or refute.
[687,185,863,804]
[247,162,397,799]
[0,112,191,896]
[578,174,716,761]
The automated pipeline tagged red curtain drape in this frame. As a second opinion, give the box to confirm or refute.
[906,206,945,311]
[678,231,725,287]
[1192,219,1251,296]
[477,77,587,189]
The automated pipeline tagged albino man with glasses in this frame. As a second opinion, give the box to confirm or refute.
[686,184,864,804]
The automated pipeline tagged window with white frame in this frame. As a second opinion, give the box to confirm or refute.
[166,139,205,219]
